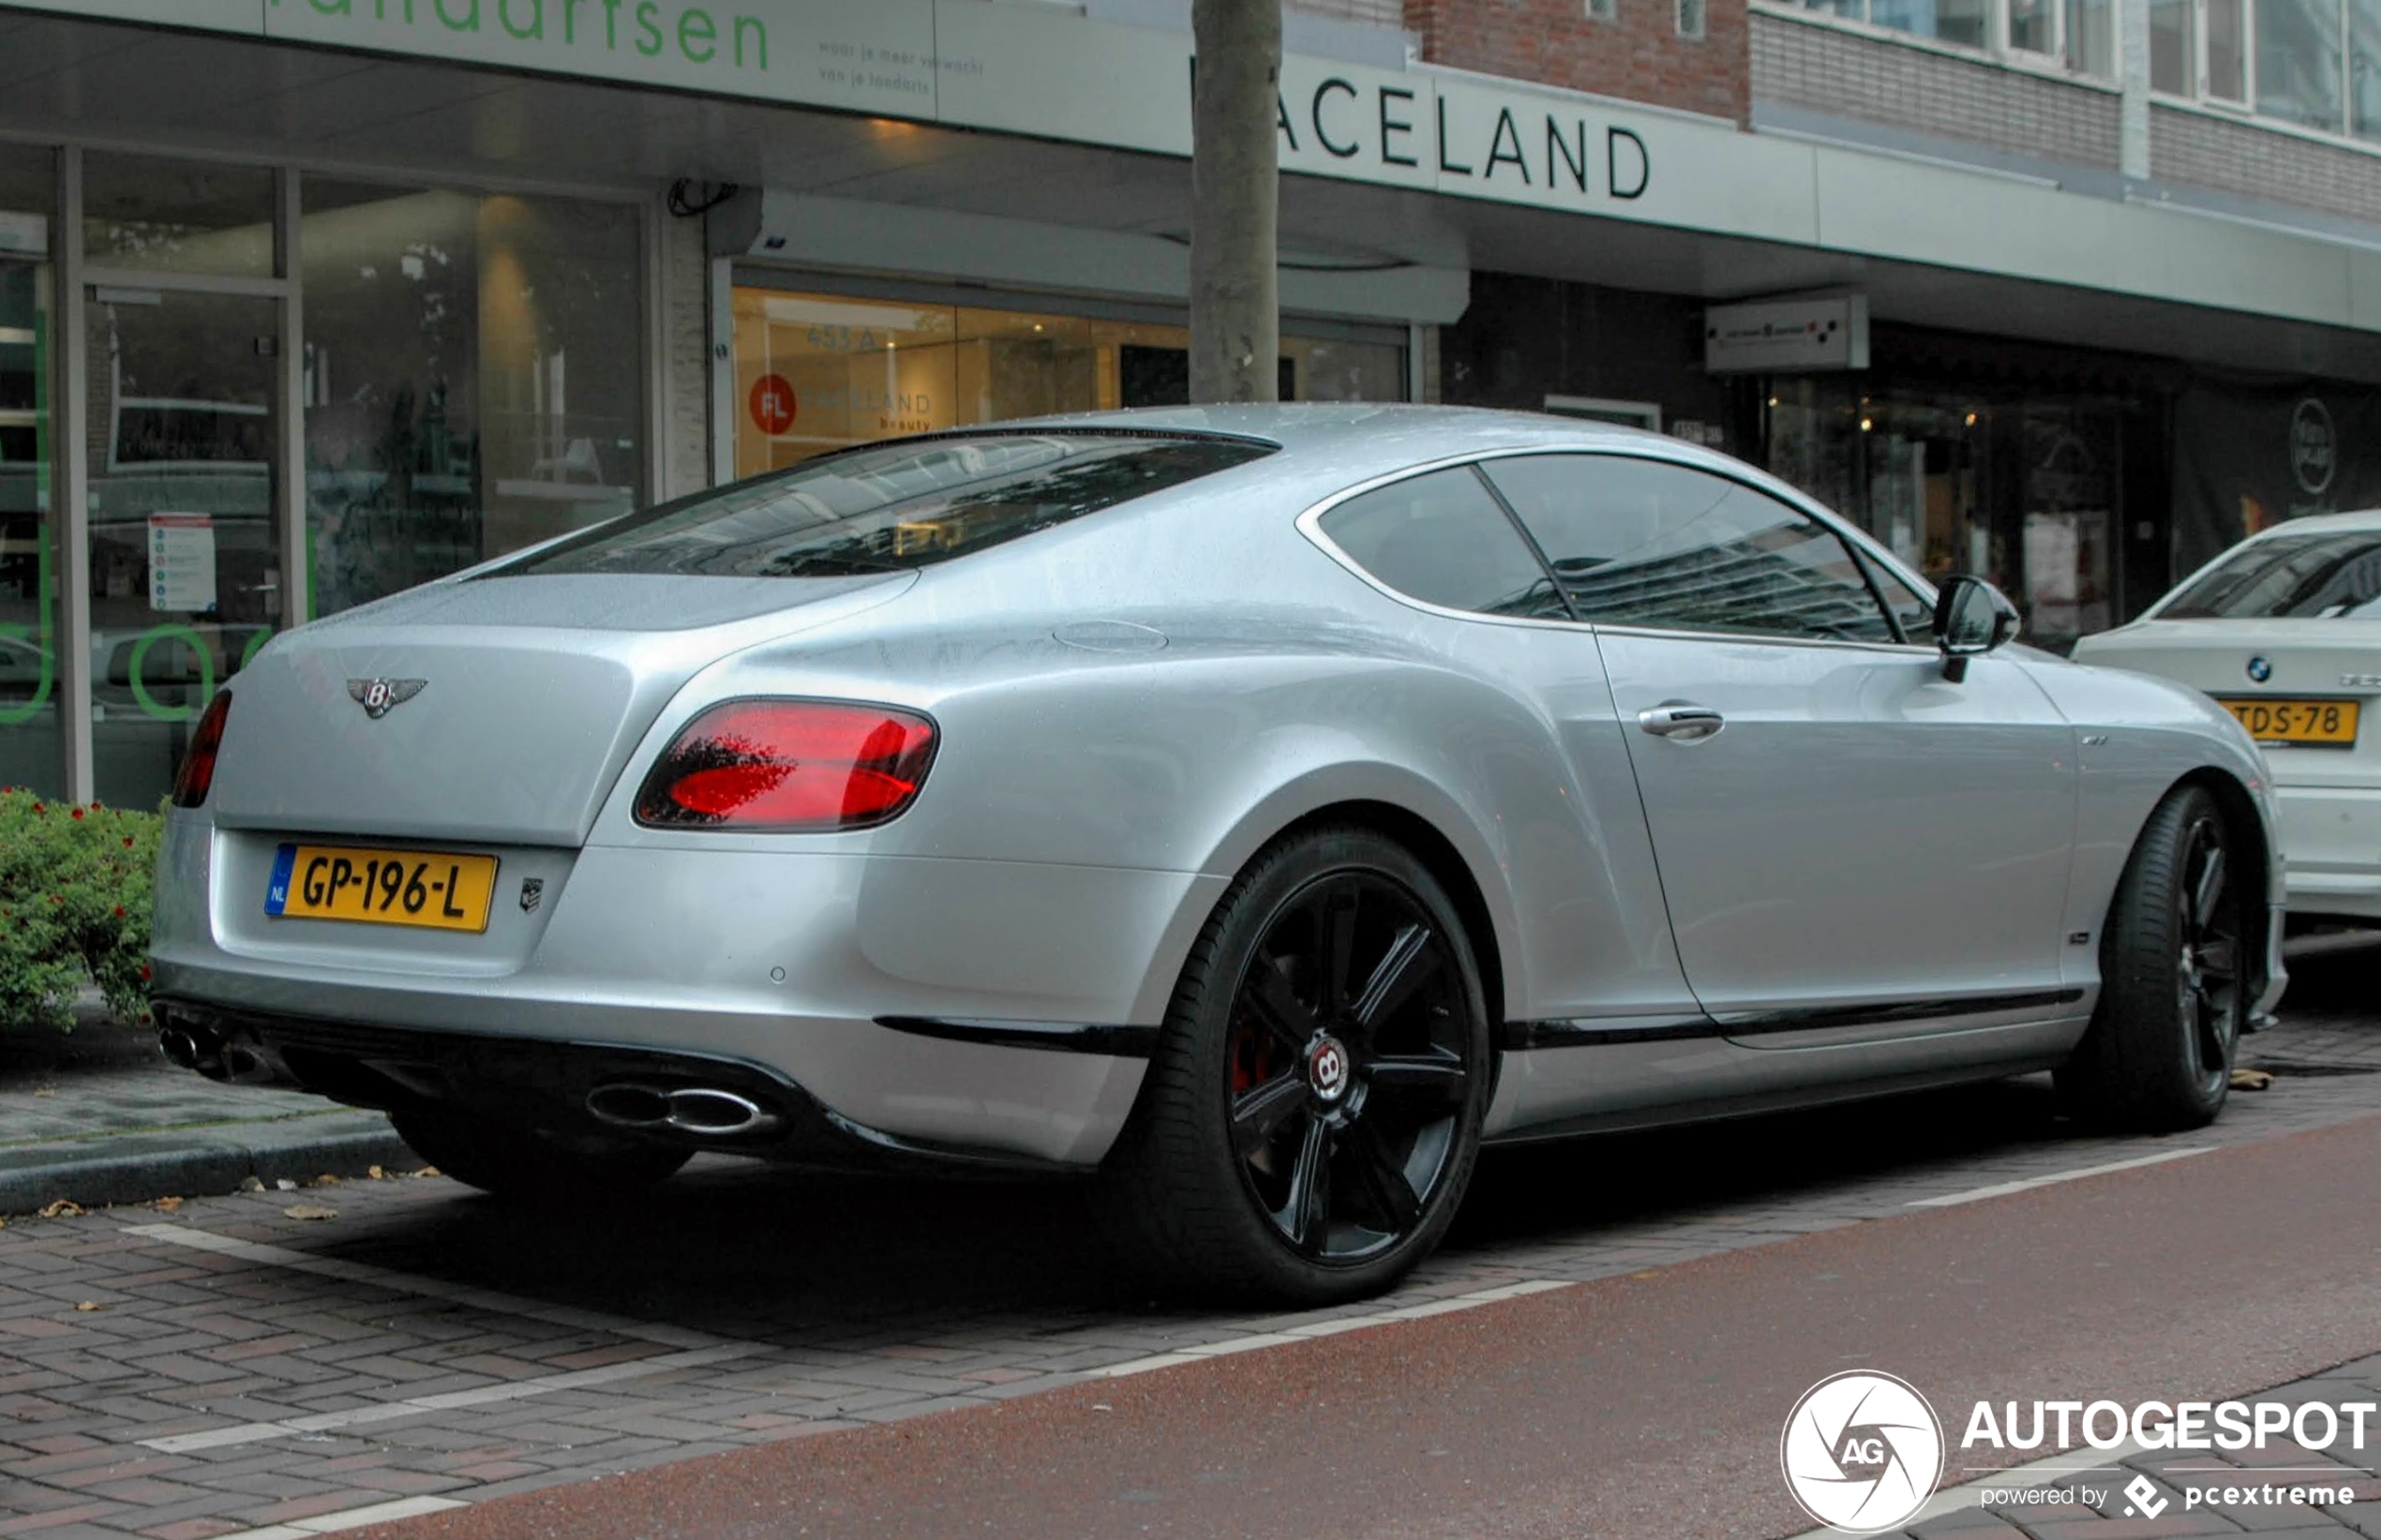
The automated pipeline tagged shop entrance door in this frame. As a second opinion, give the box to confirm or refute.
[85,286,279,807]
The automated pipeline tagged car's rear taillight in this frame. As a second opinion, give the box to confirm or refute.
[171,693,232,809]
[634,699,937,831]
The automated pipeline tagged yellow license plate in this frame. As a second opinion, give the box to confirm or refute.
[265,844,500,932]
[2218,697,2360,747]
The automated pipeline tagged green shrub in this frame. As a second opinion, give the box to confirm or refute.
[0,788,161,1030]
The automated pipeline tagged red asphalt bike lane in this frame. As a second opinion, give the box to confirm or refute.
[358,1115,2381,1540]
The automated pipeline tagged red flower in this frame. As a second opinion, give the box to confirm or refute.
[69,807,82,820]
[122,837,134,848]
[112,905,125,919]
[139,964,152,980]
[29,802,41,814]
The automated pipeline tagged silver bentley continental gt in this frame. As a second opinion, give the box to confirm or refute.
[153,406,2286,1304]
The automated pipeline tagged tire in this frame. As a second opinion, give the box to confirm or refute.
[1095,825,1493,1306]
[2057,783,2245,1131]
[391,1108,691,1200]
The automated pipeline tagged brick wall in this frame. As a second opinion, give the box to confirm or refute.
[1750,10,2119,169]
[1406,0,1748,124]
[2152,104,2381,223]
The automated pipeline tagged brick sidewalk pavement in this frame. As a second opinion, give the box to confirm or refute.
[7,945,2381,1540]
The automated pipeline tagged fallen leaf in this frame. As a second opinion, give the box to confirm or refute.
[367,1165,386,1180]
[37,1200,82,1219]
[238,1176,265,1193]
[31,1087,54,1099]
[308,1174,341,1187]
[154,1197,183,1214]
[274,1178,298,1192]
[413,1167,441,1179]
[282,1204,339,1222]
[73,1301,101,1312]
[2231,1067,2275,1091]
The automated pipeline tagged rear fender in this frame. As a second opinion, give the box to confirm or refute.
[1125,759,1527,1027]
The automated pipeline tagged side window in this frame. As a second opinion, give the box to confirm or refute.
[1478,455,1896,642]
[1318,467,1568,620]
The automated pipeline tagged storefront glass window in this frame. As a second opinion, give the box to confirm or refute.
[0,146,58,798]
[302,182,645,617]
[2259,0,2347,131]
[1764,380,2129,653]
[2018,404,2119,647]
[731,287,1404,474]
[82,154,276,279]
[85,286,279,807]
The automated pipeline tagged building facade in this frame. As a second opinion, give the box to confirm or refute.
[3,0,2379,801]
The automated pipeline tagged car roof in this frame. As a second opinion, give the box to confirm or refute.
[2236,507,2381,538]
[1004,402,1688,466]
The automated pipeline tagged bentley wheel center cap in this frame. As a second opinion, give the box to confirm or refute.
[1307,1036,1353,1103]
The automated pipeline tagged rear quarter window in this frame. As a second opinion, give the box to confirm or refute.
[1318,467,1568,620]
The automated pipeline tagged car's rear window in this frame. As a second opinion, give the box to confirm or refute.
[2161,528,2381,619]
[502,431,1274,579]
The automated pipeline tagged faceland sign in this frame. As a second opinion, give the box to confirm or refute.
[4,0,1820,245]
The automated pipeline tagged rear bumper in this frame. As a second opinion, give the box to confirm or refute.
[2275,783,2381,920]
[150,1003,1110,1174]
[150,813,1219,1168]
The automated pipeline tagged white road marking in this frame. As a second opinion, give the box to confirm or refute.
[125,1222,757,1452]
[1905,1147,2216,1208]
[197,1495,470,1540]
[1089,1278,1575,1377]
[124,1222,731,1346]
[142,1344,757,1452]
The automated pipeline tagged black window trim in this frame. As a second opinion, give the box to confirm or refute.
[1466,447,1922,650]
[1296,444,1939,652]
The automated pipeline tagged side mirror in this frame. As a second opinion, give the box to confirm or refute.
[1931,575,2021,682]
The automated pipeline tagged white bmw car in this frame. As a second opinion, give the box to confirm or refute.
[2075,509,2381,922]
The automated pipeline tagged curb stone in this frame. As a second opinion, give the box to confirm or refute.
[0,1111,414,1215]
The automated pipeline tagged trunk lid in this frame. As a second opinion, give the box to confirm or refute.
[2074,618,2381,787]
[208,572,915,845]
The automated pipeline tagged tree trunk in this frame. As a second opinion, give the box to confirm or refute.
[1189,0,1280,405]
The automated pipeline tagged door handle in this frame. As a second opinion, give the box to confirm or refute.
[1638,704,1725,742]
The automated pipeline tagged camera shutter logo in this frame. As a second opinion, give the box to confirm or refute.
[2291,397,2336,496]
[1780,1371,1945,1533]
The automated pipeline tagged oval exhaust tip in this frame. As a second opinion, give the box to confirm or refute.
[665,1088,766,1135]
[586,1083,672,1128]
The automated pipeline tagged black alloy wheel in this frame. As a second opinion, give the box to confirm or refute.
[1097,826,1491,1305]
[1224,872,1473,1263]
[2172,807,2243,1104]
[2058,783,2246,1131]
